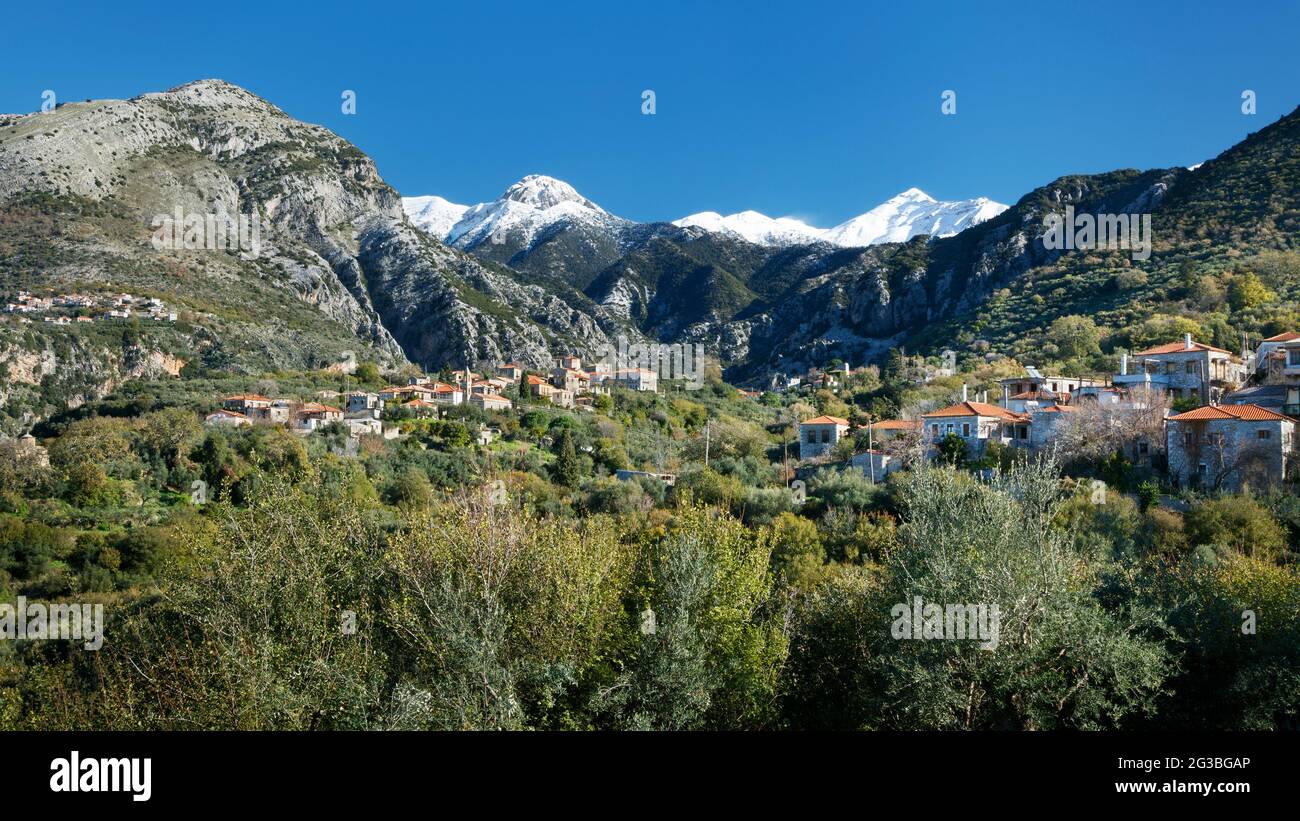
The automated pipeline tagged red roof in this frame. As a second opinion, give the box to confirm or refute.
[1135,339,1231,355]
[923,401,1027,422]
[1034,404,1078,414]
[225,394,270,402]
[871,419,921,430]
[1169,403,1292,422]
[801,415,850,427]
[1263,331,1300,343]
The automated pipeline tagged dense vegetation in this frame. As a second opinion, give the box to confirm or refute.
[2,362,1298,731]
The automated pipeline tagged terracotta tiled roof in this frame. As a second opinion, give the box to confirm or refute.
[802,415,850,426]
[208,409,247,418]
[1134,340,1231,355]
[1263,331,1300,343]
[1034,404,1078,414]
[923,401,1026,422]
[1169,403,1292,422]
[225,394,270,402]
[871,419,921,430]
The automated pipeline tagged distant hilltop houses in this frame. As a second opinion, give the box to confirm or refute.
[201,354,660,443]
[3,290,177,324]
[793,333,1300,493]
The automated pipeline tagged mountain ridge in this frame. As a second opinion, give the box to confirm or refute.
[2,79,1297,425]
[403,177,1009,250]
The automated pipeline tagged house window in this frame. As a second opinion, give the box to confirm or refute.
[820,429,830,444]
[931,424,939,437]
[1197,463,1207,475]
[1166,362,1177,375]
[1258,429,1272,440]
[962,423,971,437]
[1050,382,1058,392]
[1138,442,1149,455]
[1186,362,1197,374]
[1184,432,1193,447]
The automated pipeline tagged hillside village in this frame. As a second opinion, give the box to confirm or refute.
[65,327,1280,498]
[199,355,660,445]
[2,48,1300,737]
[3,289,178,324]
[782,331,1300,493]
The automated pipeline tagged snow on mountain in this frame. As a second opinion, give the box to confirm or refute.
[403,177,1007,251]
[402,195,469,239]
[411,174,628,250]
[821,188,1007,247]
[674,188,1006,248]
[672,210,826,246]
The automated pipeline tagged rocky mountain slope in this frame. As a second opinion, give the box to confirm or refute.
[3,79,1296,417]
[0,81,625,420]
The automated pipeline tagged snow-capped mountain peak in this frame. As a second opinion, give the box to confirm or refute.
[670,189,1006,248]
[402,178,1007,251]
[406,174,627,250]
[672,210,826,246]
[822,189,1006,247]
[889,187,936,203]
[500,174,604,213]
[402,195,469,239]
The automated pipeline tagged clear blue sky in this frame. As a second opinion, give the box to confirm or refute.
[4,0,1299,225]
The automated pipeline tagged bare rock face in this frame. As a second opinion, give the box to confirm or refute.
[0,79,622,393]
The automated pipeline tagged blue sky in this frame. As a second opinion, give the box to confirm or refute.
[4,0,1299,225]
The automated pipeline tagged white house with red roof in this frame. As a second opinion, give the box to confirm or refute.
[799,415,850,460]
[1116,334,1247,404]
[1254,330,1300,379]
[205,408,251,427]
[526,374,574,408]
[293,402,344,432]
[1166,403,1295,491]
[922,395,1029,451]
